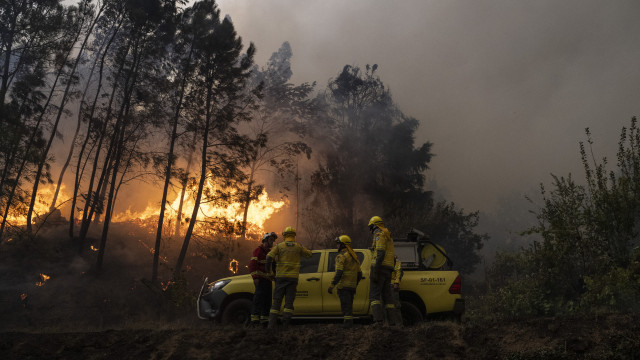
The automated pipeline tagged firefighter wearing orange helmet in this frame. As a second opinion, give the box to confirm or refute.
[265,226,313,329]
[328,235,362,328]
[368,215,401,326]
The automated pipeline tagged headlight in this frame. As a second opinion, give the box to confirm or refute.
[211,279,231,291]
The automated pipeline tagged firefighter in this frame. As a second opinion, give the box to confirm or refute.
[248,232,277,327]
[328,235,362,328]
[265,226,313,329]
[367,215,400,326]
[390,255,404,327]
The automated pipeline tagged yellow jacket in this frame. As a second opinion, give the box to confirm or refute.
[332,250,362,290]
[371,227,395,270]
[391,259,403,285]
[267,236,313,278]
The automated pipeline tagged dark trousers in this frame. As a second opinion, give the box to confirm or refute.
[251,278,272,321]
[271,277,298,313]
[338,288,355,319]
[369,268,394,306]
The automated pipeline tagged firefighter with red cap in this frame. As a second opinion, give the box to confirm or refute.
[265,226,313,329]
[248,232,277,327]
[328,235,362,328]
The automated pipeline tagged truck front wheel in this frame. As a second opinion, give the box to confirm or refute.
[221,298,252,325]
[400,301,423,326]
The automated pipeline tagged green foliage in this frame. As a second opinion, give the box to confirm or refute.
[308,64,435,245]
[486,117,640,317]
[419,201,487,275]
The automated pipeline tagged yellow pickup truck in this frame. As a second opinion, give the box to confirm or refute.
[198,235,464,325]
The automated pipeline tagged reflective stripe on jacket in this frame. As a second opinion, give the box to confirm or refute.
[267,236,313,278]
[249,245,270,280]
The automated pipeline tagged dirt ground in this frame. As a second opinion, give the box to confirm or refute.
[2,314,640,360]
[2,226,640,359]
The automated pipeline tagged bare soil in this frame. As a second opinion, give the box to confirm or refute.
[2,314,640,359]
[2,225,640,359]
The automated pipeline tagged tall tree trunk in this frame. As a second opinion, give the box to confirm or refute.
[240,164,256,240]
[175,86,212,278]
[0,56,68,238]
[174,139,196,238]
[27,8,100,232]
[95,43,141,273]
[0,12,17,108]
[51,12,109,212]
[69,18,122,239]
[95,126,125,275]
[152,38,195,281]
[78,39,132,244]
[152,46,192,283]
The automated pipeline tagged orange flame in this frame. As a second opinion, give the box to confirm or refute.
[90,245,99,252]
[4,185,70,225]
[112,179,287,237]
[137,240,168,263]
[229,259,239,274]
[20,293,27,301]
[161,281,175,291]
[36,273,50,287]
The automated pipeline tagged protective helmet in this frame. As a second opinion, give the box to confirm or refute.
[282,226,296,237]
[368,216,383,227]
[262,232,277,242]
[335,235,352,246]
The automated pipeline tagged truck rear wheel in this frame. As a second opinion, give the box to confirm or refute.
[400,301,423,326]
[221,298,252,325]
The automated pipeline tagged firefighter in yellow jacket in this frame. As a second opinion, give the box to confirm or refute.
[368,215,401,326]
[328,235,362,328]
[265,226,313,329]
[390,255,404,326]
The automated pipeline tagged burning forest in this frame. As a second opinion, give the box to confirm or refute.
[3,0,640,359]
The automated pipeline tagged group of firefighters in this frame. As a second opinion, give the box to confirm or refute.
[247,216,403,329]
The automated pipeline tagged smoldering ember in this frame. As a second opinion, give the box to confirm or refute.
[1,1,640,359]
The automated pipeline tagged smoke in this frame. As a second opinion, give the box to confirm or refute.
[215,0,640,213]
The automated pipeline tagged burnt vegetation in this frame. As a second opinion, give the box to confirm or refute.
[1,0,640,357]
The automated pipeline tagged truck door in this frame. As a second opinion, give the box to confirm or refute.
[292,252,322,315]
[322,250,369,315]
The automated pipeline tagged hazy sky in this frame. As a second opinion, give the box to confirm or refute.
[213,0,640,213]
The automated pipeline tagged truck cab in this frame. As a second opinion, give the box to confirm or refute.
[198,239,464,325]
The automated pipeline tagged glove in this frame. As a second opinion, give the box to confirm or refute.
[393,283,399,290]
[327,285,334,294]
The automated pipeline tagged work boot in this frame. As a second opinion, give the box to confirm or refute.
[343,318,354,328]
[267,312,279,329]
[281,312,293,330]
[371,303,385,323]
[386,308,399,326]
[390,308,404,327]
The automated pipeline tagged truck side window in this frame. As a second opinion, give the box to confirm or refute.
[299,253,321,274]
[327,251,365,272]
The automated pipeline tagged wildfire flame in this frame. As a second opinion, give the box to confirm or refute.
[228,259,239,274]
[3,184,70,225]
[137,240,168,263]
[112,178,287,237]
[20,293,27,301]
[36,273,50,287]
[161,281,175,291]
[90,246,99,252]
